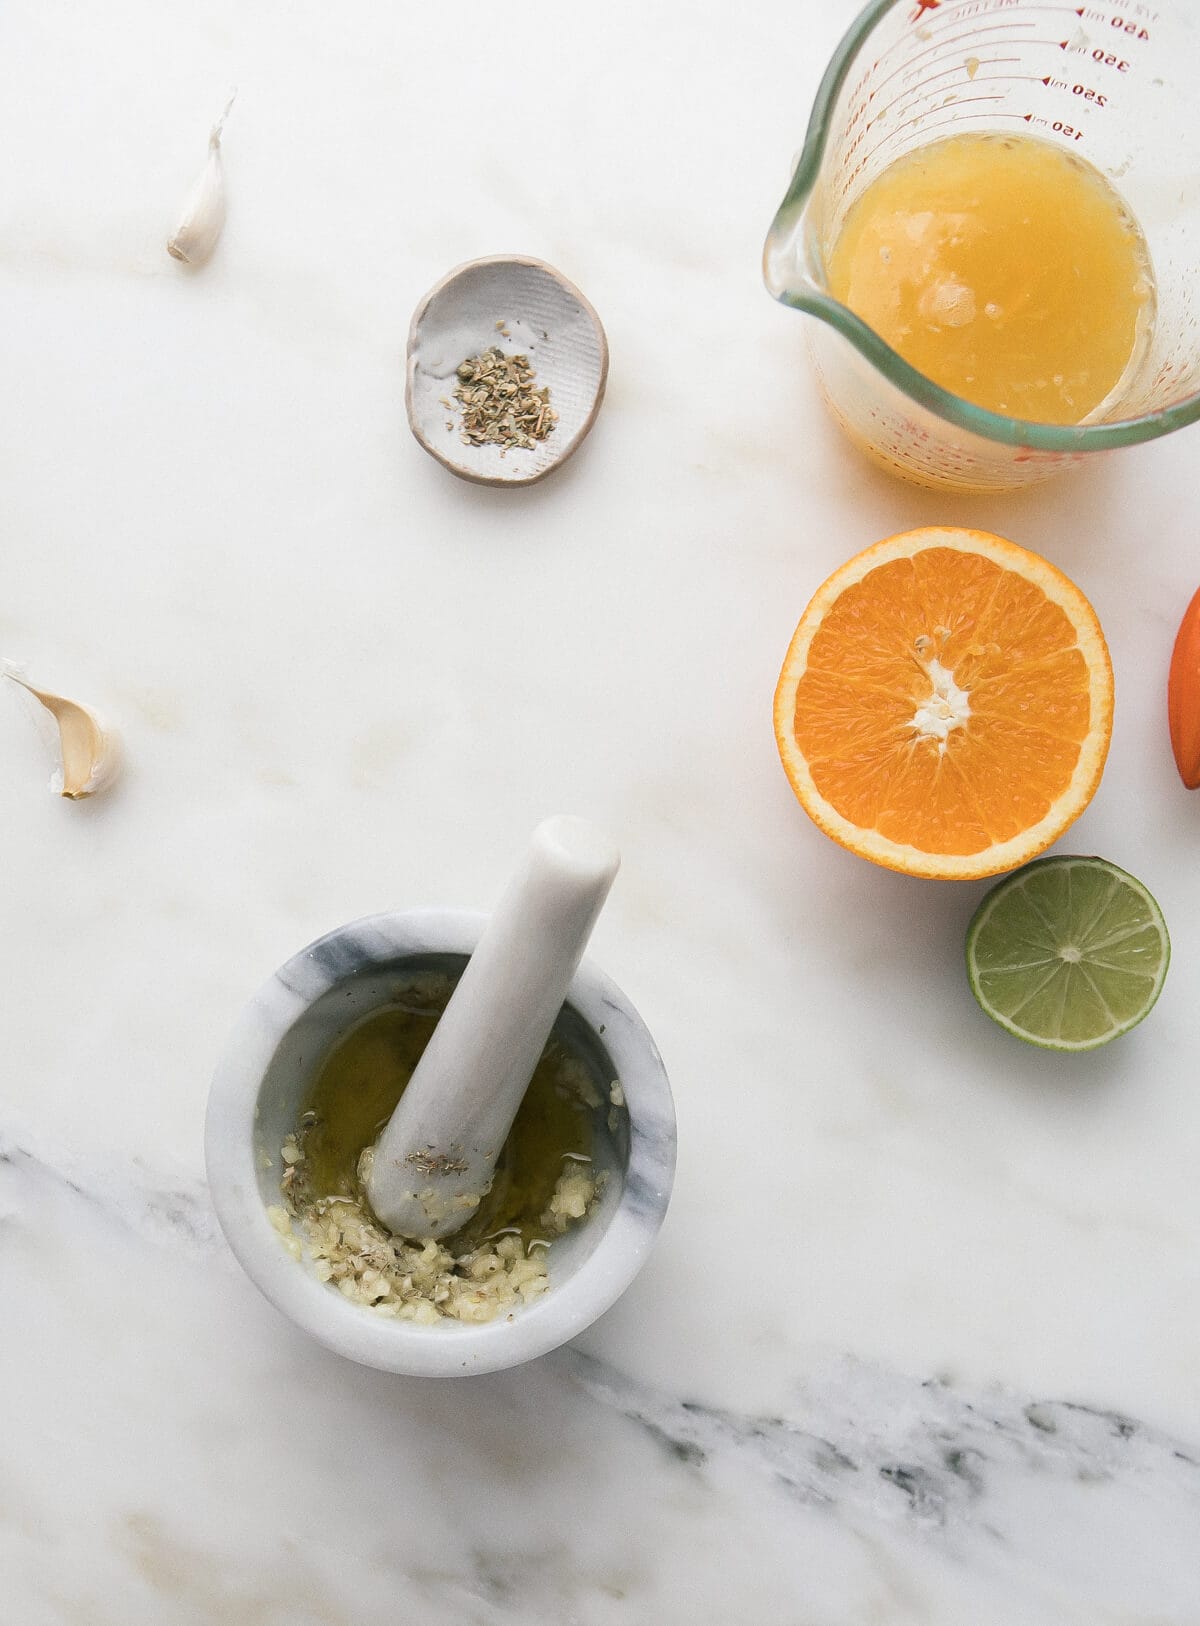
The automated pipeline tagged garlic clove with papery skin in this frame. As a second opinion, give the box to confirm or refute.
[4,668,121,799]
[167,93,235,267]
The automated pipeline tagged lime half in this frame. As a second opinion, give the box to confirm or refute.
[966,856,1170,1051]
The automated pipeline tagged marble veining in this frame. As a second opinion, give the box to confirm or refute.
[5,1137,1200,1623]
[0,1126,220,1256]
[4,0,1200,1616]
[572,1347,1200,1530]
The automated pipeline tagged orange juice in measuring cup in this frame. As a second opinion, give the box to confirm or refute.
[764,0,1200,491]
[827,131,1154,424]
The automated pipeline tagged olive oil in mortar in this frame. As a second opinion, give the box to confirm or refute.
[297,974,599,1248]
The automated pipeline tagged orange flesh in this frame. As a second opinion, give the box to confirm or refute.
[791,548,1092,856]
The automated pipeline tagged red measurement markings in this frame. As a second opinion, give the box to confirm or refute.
[1089,45,1134,71]
[1036,72,1113,106]
[1076,2,1152,17]
[1074,4,1154,43]
[927,0,1084,21]
[886,91,1009,136]
[1052,79,1110,103]
[876,0,1080,66]
[872,35,1079,113]
[933,1,1082,13]
[838,91,1009,175]
[841,107,1027,190]
[932,1,1081,16]
[869,21,1040,99]
[911,0,941,18]
[891,106,1060,148]
[853,106,1058,171]
[1103,12,1151,38]
[867,57,1022,127]
[1027,113,1089,137]
[858,76,1092,169]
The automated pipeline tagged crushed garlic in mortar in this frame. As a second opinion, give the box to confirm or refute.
[274,1129,603,1324]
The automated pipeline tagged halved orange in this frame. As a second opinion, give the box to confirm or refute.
[774,529,1113,880]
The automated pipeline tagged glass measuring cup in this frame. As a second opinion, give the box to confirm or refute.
[764,0,1200,491]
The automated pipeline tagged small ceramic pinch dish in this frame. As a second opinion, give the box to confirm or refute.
[406,255,608,487]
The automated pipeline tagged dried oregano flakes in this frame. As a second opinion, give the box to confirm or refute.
[451,345,557,453]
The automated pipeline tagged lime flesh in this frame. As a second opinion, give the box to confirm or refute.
[966,856,1170,1051]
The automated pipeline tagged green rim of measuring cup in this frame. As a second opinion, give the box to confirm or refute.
[763,0,1200,454]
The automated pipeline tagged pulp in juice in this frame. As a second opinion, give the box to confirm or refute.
[826,133,1155,425]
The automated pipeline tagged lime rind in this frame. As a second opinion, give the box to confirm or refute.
[965,856,1170,1051]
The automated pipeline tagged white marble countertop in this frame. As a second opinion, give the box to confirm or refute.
[3,1,1200,1620]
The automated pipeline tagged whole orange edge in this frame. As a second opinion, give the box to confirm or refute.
[1168,584,1200,789]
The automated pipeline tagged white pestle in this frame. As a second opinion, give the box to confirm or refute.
[366,816,620,1240]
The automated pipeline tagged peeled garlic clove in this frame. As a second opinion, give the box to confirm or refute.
[5,670,121,799]
[167,94,235,267]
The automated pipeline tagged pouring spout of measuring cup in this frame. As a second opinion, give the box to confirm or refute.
[761,0,860,310]
[366,817,621,1241]
[763,147,826,308]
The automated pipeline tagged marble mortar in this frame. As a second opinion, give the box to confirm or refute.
[205,909,676,1376]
